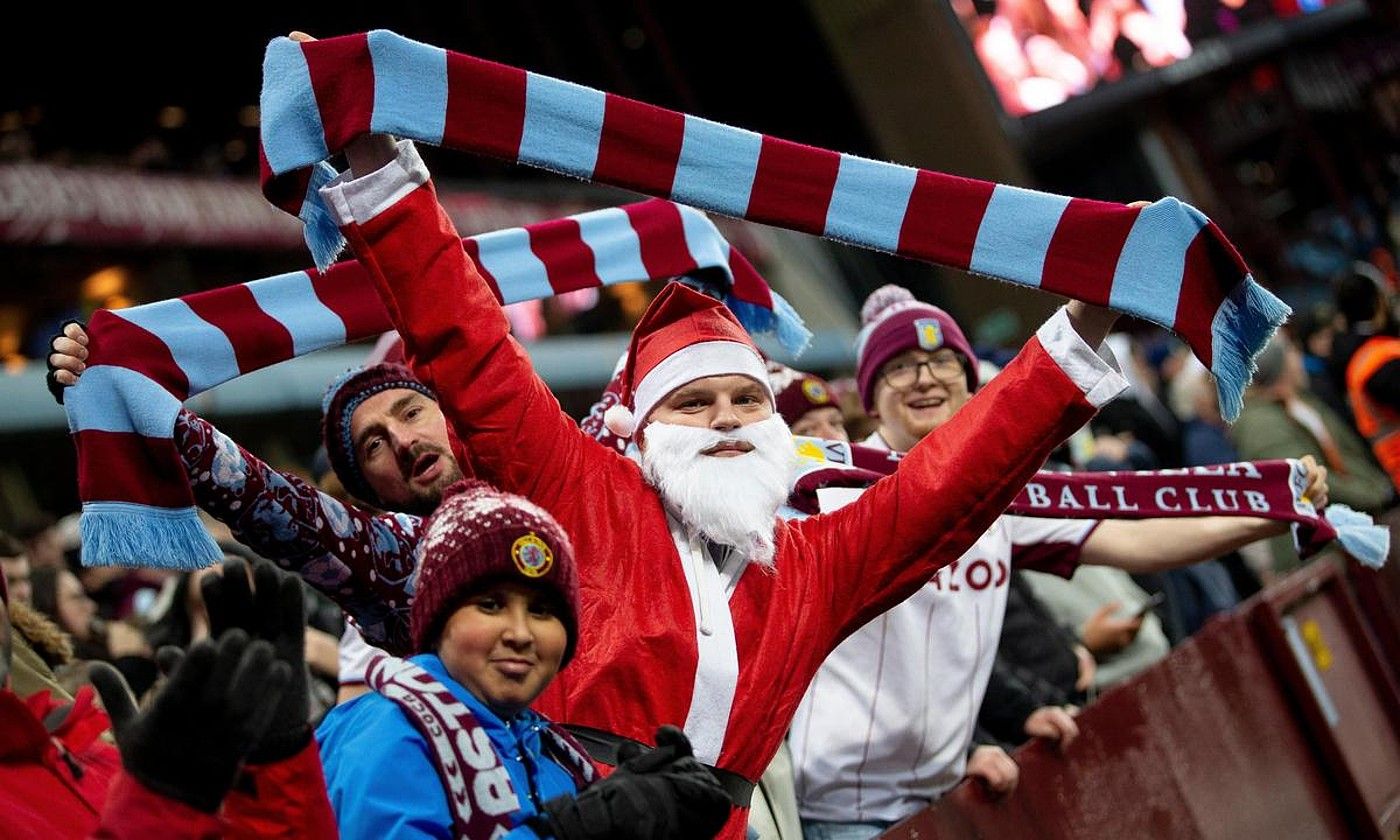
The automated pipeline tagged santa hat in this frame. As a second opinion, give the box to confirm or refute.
[854,285,979,412]
[410,480,579,661]
[766,361,837,427]
[321,363,437,505]
[602,282,773,438]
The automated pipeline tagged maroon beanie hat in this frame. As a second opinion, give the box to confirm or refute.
[410,480,580,663]
[767,360,838,427]
[853,285,979,412]
[321,363,437,505]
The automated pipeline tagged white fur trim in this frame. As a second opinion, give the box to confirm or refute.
[632,341,772,428]
[603,404,636,438]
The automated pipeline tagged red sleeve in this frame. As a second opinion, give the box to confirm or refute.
[795,337,1099,639]
[339,180,624,513]
[222,740,337,840]
[92,773,224,840]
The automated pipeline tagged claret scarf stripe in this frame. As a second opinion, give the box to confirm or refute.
[68,198,808,569]
[785,440,1389,569]
[259,28,1289,423]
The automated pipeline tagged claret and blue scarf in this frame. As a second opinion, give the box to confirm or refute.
[786,442,1388,568]
[63,30,1386,574]
[66,199,807,569]
[258,29,1286,424]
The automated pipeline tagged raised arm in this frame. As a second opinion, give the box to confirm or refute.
[48,325,416,653]
[174,409,417,653]
[322,137,616,510]
[802,305,1128,635]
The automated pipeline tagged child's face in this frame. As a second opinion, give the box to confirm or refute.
[437,581,568,717]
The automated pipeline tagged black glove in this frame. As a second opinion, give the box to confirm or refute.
[89,629,291,813]
[530,726,731,840]
[200,556,311,763]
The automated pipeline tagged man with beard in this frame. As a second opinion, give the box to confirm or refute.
[789,285,1328,839]
[320,131,1128,839]
[49,324,459,654]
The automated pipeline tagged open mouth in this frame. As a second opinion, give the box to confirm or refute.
[409,452,442,482]
[702,440,754,457]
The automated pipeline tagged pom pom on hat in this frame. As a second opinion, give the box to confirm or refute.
[603,403,637,438]
[860,284,920,326]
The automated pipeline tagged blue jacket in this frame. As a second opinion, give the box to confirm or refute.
[317,653,580,839]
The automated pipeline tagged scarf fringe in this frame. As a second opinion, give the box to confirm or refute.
[1211,276,1291,423]
[1323,504,1390,569]
[726,291,812,357]
[80,502,223,570]
[302,161,347,272]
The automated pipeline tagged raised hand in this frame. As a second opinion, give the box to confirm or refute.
[89,630,291,812]
[200,556,312,762]
[45,320,89,403]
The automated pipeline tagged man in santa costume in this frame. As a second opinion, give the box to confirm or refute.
[789,285,1327,838]
[318,129,1129,839]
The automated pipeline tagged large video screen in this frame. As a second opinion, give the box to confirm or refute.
[948,0,1365,118]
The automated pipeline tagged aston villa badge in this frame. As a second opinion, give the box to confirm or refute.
[914,318,943,350]
[512,533,554,577]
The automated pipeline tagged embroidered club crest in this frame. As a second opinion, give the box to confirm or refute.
[914,319,943,351]
[512,533,554,578]
[801,378,829,404]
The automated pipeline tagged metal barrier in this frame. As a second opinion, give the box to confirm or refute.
[880,557,1400,840]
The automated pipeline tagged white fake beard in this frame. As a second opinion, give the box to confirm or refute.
[639,414,797,570]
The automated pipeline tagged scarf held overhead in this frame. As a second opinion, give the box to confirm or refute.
[66,199,808,570]
[787,440,1389,569]
[258,28,1289,422]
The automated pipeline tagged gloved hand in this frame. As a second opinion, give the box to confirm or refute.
[530,725,731,840]
[200,556,312,763]
[89,629,291,813]
[45,319,88,405]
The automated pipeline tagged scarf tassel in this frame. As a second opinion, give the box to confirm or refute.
[1211,277,1292,423]
[725,290,812,357]
[301,161,348,272]
[1322,504,1390,570]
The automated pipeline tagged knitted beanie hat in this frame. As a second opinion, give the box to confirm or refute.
[853,285,979,412]
[410,480,580,663]
[602,281,772,438]
[766,361,837,427]
[321,363,437,505]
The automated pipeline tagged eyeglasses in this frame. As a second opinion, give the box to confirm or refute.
[881,352,965,389]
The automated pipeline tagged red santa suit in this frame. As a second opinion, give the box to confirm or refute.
[321,142,1127,838]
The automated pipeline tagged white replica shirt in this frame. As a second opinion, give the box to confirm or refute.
[789,433,1098,824]
[337,623,385,687]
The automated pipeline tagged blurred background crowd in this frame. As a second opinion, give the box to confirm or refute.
[2,3,1399,835]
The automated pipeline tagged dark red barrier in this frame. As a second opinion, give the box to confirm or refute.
[1253,558,1400,837]
[1342,508,1400,688]
[880,558,1400,840]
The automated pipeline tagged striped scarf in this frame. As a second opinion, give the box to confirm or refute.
[258,28,1288,423]
[787,442,1389,569]
[67,199,806,569]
